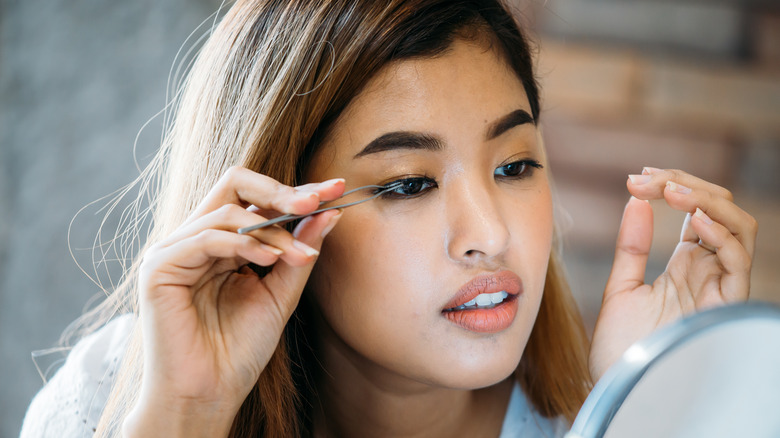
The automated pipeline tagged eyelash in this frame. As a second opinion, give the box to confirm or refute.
[377,176,438,199]
[494,158,543,179]
[376,159,542,200]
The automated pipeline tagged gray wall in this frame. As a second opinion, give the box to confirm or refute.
[0,1,219,436]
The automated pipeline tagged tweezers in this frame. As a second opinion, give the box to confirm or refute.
[237,181,404,234]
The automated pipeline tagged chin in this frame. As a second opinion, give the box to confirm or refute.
[420,345,525,390]
[437,364,519,391]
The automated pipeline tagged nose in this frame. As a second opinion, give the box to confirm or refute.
[444,178,511,264]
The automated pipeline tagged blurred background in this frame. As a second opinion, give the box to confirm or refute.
[1,0,778,436]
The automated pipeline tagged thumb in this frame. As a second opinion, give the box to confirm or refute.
[605,196,654,300]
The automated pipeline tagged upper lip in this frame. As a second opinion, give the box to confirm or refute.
[442,270,523,310]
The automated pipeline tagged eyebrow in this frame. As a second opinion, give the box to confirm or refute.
[353,108,534,159]
[485,109,535,141]
[353,131,442,158]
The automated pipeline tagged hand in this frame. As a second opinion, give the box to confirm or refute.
[589,168,757,382]
[123,167,345,437]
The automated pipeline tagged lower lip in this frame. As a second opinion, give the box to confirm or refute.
[442,295,519,333]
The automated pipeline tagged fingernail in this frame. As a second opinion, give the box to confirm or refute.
[296,178,344,193]
[320,178,345,188]
[321,210,343,238]
[642,167,662,175]
[295,190,319,199]
[694,208,713,225]
[667,181,692,194]
[628,174,651,185]
[293,240,319,257]
[290,191,319,209]
[259,244,283,256]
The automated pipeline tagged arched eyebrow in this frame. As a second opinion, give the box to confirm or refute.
[484,109,534,141]
[353,108,534,159]
[353,132,442,158]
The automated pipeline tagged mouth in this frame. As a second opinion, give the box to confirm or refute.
[441,271,523,333]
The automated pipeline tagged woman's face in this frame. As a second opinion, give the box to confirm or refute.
[306,39,553,390]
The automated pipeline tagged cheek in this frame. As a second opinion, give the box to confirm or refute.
[307,210,451,379]
[521,186,554,257]
[504,184,554,317]
[309,211,439,331]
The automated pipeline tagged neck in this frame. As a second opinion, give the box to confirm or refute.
[309,320,513,438]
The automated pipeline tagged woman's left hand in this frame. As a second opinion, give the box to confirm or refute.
[589,168,758,382]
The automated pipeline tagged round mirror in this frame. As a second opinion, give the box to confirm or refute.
[567,302,780,438]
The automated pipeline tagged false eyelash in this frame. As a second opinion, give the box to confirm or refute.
[373,176,438,199]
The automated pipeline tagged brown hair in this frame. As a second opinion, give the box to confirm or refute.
[85,0,591,436]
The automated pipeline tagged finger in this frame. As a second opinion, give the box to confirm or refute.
[628,168,756,255]
[679,211,717,252]
[261,209,342,316]
[247,179,348,219]
[690,208,751,302]
[295,181,347,200]
[142,229,285,292]
[661,181,757,256]
[156,204,319,266]
[627,168,733,201]
[604,197,653,300]
[161,204,271,245]
[185,166,345,224]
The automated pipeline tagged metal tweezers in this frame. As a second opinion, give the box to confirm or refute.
[237,181,404,234]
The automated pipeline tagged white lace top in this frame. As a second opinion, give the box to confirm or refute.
[20,315,567,437]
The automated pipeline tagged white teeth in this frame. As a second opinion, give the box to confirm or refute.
[475,294,493,306]
[491,291,508,304]
[451,291,509,311]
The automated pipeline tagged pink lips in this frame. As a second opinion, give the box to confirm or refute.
[442,271,522,333]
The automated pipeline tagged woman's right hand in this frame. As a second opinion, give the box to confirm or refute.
[123,166,345,437]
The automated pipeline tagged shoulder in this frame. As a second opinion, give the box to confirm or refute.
[20,314,136,438]
[500,381,570,438]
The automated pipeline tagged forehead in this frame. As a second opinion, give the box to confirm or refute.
[309,39,532,173]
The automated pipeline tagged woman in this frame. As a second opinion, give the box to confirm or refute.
[21,0,756,437]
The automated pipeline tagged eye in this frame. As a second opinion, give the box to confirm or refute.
[380,177,437,199]
[494,159,542,179]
